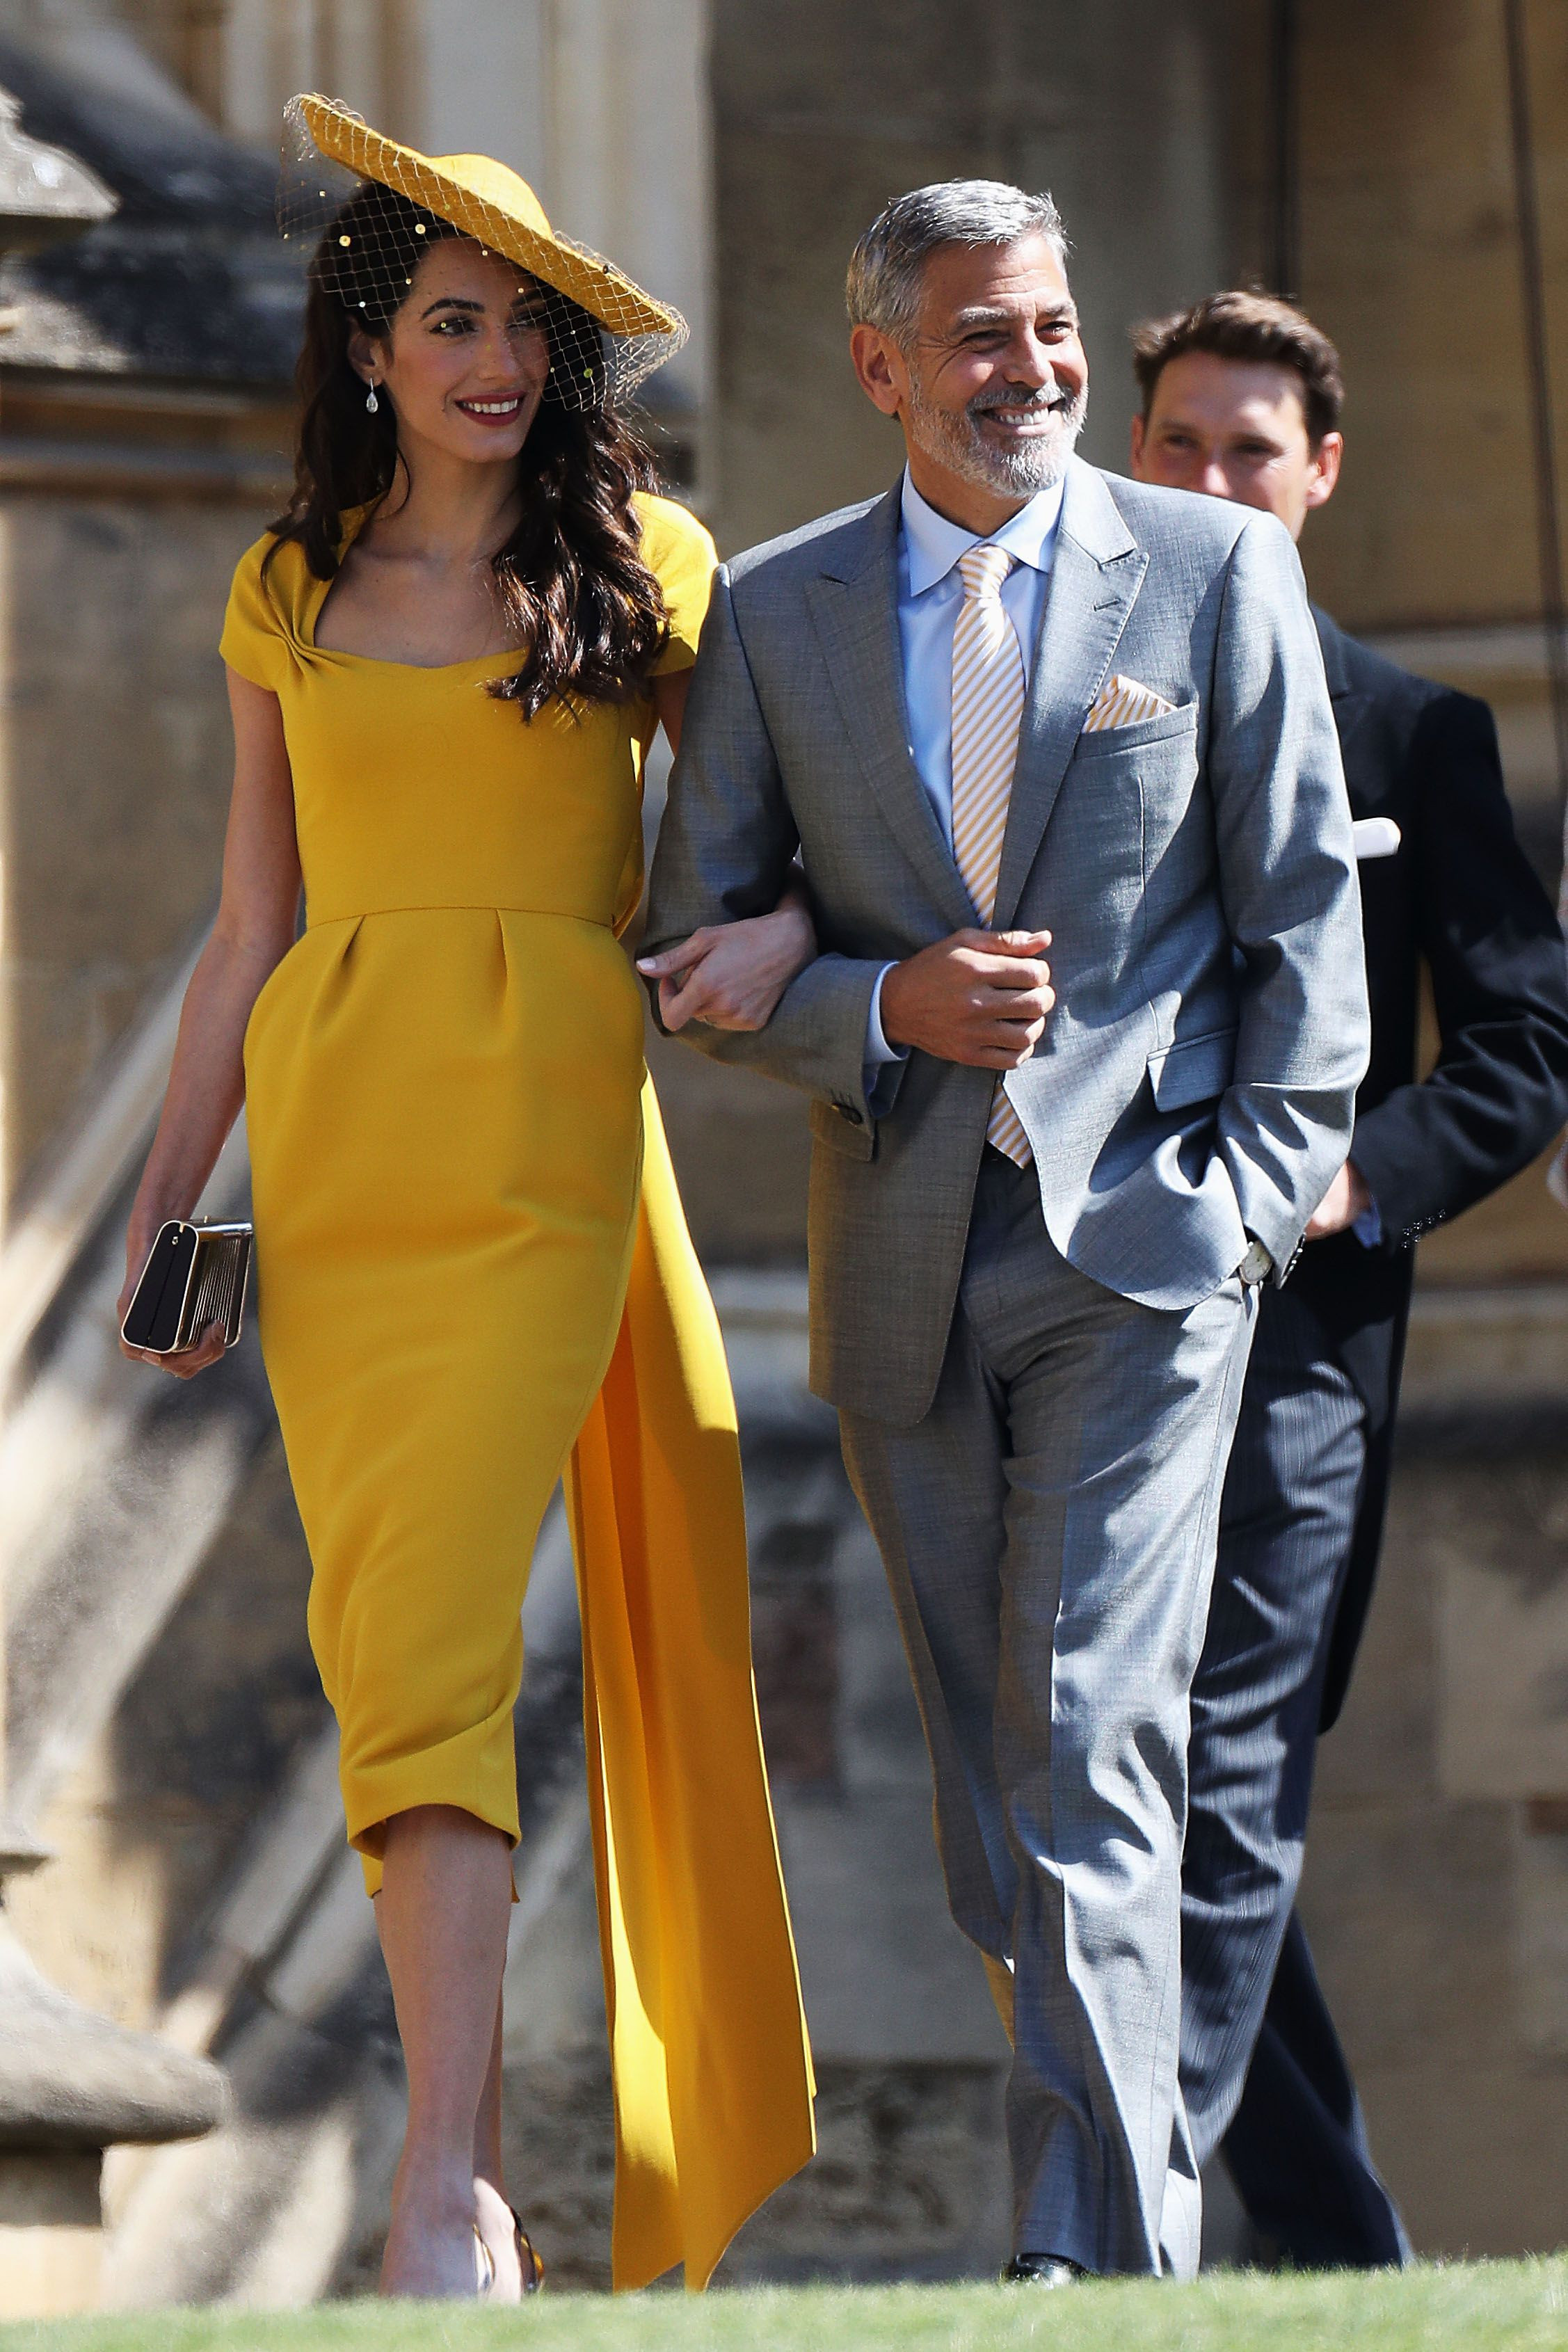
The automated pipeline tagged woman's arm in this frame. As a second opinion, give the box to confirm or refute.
[635,671,818,1031]
[118,669,302,1377]
[650,668,691,756]
[636,879,817,1032]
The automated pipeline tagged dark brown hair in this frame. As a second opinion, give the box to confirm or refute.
[1130,290,1345,447]
[266,183,669,716]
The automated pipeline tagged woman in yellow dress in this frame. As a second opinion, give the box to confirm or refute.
[118,97,815,2300]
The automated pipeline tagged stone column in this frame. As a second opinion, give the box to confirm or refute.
[0,1871,226,2314]
[0,85,227,2319]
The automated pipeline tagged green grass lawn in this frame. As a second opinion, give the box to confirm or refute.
[3,2262,1567,2352]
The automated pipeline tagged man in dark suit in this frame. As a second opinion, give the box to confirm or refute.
[1129,289,1568,2266]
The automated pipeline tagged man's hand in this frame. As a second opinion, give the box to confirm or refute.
[880,929,1055,1069]
[1304,1158,1373,1241]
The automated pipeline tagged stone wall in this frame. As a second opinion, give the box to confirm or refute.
[1295,0,1566,643]
[1304,1297,1568,2256]
[0,486,273,1227]
[709,0,1263,559]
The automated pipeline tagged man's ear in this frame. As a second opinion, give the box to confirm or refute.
[1306,430,1344,511]
[1129,412,1147,475]
[849,323,906,418]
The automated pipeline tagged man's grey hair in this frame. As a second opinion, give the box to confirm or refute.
[846,179,1069,342]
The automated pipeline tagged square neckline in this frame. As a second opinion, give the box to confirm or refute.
[307,504,530,676]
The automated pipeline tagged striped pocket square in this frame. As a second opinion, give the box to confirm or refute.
[1084,673,1178,732]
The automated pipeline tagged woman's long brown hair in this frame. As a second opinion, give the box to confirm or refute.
[266,186,670,716]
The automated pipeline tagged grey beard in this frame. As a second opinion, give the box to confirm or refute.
[908,382,1087,497]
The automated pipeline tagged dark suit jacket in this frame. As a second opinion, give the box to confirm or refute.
[1293,609,1568,1727]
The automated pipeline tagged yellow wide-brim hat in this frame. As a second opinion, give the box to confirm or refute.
[293,93,686,348]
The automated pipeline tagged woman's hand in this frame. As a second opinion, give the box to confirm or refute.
[637,886,817,1033]
[116,1210,229,1379]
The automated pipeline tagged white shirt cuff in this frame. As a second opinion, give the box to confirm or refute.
[863,961,909,1117]
[865,961,906,1066]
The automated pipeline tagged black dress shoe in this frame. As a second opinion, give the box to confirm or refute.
[1004,2252,1087,2286]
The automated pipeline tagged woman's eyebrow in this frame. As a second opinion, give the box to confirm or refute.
[420,295,484,320]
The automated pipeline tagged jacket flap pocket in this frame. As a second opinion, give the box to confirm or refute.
[810,1094,877,1162]
[1149,1027,1236,1111]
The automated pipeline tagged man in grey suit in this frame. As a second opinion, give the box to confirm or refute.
[641,181,1369,2283]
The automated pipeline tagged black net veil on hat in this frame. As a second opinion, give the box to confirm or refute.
[277,95,689,413]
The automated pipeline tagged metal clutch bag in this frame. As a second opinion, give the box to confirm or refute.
[120,1219,253,1357]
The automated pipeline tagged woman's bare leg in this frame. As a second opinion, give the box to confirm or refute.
[474,1993,506,2193]
[376,1804,513,2297]
[473,1996,530,2298]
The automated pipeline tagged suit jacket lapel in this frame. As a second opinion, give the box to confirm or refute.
[1313,605,1377,817]
[806,487,977,933]
[1329,689,1377,816]
[992,459,1148,930]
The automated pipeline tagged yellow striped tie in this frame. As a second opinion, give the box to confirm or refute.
[951,543,1033,1168]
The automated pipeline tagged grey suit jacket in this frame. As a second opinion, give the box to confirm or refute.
[646,458,1370,1427]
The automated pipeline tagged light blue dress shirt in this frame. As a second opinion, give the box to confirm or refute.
[864,467,1067,1084]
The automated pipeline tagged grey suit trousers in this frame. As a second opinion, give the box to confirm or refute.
[839,1151,1255,2279]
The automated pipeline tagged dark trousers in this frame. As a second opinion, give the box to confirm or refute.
[1180,1280,1410,2269]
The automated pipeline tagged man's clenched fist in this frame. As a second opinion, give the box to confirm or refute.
[880,928,1055,1069]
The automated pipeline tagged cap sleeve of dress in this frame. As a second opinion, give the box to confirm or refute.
[637,494,718,677]
[220,534,292,692]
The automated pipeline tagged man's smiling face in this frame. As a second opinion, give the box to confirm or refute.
[853,231,1089,520]
[1130,349,1342,541]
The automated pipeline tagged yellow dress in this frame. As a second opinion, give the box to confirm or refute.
[219,493,814,2289]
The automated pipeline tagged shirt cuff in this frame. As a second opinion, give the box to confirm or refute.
[1352,1192,1384,1249]
[863,960,909,1117]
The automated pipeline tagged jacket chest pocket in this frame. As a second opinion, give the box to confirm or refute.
[1052,745,1148,911]
[1071,704,1203,890]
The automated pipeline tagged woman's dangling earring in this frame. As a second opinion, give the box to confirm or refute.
[365,379,380,415]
